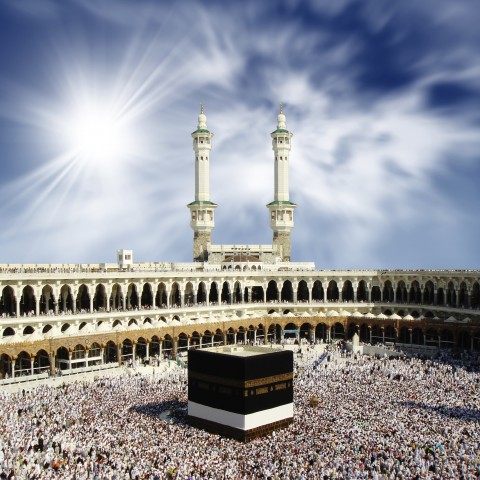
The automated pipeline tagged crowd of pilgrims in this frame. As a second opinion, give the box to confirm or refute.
[0,348,479,479]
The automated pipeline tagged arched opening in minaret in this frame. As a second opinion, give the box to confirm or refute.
[20,285,36,316]
[266,281,279,302]
[127,284,139,309]
[197,282,207,304]
[326,281,339,302]
[221,282,231,304]
[382,281,394,302]
[184,282,194,306]
[209,282,219,305]
[312,281,324,302]
[357,281,368,302]
[93,284,107,311]
[76,284,90,312]
[297,280,309,302]
[141,283,153,308]
[1,286,16,316]
[342,281,354,302]
[170,283,181,307]
[40,285,55,314]
[156,283,167,308]
[233,282,242,304]
[281,281,293,302]
[396,281,407,303]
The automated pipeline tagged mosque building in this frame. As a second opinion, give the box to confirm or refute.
[0,106,479,380]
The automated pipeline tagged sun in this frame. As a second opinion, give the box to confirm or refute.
[65,103,132,164]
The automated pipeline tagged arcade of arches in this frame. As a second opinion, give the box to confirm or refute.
[1,315,479,380]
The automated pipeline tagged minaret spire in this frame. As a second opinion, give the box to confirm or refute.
[267,104,296,262]
[188,105,217,261]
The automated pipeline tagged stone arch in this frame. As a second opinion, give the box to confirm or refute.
[371,325,382,344]
[297,280,309,302]
[56,347,69,370]
[446,281,456,306]
[440,329,454,349]
[23,325,34,335]
[93,283,107,311]
[327,280,339,301]
[458,282,468,308]
[357,281,368,302]
[76,284,90,312]
[281,280,293,302]
[266,280,279,302]
[42,324,52,334]
[396,281,407,303]
[15,351,31,376]
[136,337,148,359]
[409,281,421,304]
[437,286,445,306]
[315,323,328,342]
[40,284,55,314]
[359,323,369,342]
[425,328,439,346]
[197,282,207,304]
[385,325,396,343]
[60,284,74,313]
[121,339,134,362]
[399,326,409,343]
[471,282,480,309]
[332,322,345,339]
[423,281,434,305]
[382,280,394,302]
[457,331,470,350]
[34,349,50,374]
[20,285,36,316]
[0,286,16,316]
[127,283,139,309]
[72,344,86,369]
[412,328,424,345]
[61,323,70,333]
[370,285,381,302]
[184,282,195,306]
[233,281,242,304]
[251,286,264,302]
[110,283,123,310]
[169,282,181,307]
[221,281,231,304]
[141,283,154,308]
[209,282,219,304]
[105,341,118,363]
[0,353,12,379]
[156,283,167,308]
[342,280,354,302]
[312,280,324,302]
[3,327,15,337]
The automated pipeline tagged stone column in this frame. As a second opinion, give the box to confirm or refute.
[409,329,413,345]
[369,326,372,344]
[146,341,150,360]
[11,356,16,378]
[100,347,105,364]
[132,341,137,362]
[382,327,385,344]
[199,335,203,348]
[222,332,227,346]
[68,351,73,372]
[30,355,35,375]
[172,337,178,358]
[117,344,122,366]
[50,352,56,375]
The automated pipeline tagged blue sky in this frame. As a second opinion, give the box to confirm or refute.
[0,0,479,269]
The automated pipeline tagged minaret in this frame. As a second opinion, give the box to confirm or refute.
[267,103,296,262]
[188,104,217,261]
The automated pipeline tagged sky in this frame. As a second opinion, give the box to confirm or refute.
[0,0,479,269]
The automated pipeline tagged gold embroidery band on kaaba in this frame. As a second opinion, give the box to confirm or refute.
[189,371,293,389]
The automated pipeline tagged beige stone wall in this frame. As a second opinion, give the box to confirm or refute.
[193,232,211,261]
[273,232,291,262]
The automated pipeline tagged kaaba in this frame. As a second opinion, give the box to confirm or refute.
[188,346,294,442]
